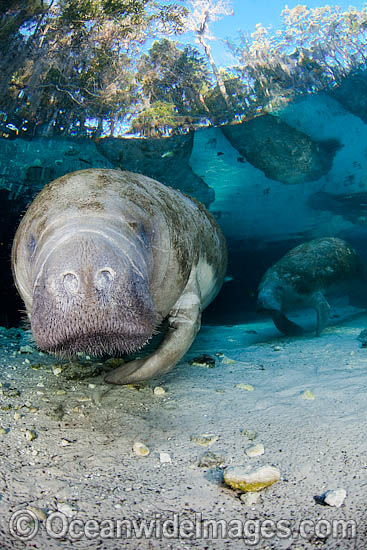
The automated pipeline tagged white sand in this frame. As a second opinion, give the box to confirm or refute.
[0,306,366,549]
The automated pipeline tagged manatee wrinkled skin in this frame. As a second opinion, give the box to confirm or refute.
[12,169,227,384]
[257,237,365,336]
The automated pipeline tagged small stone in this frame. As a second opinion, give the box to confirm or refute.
[1,388,20,398]
[301,389,315,400]
[133,441,150,456]
[27,506,47,521]
[273,346,283,351]
[245,443,265,457]
[224,464,280,492]
[56,390,66,395]
[29,408,38,414]
[24,429,37,441]
[0,427,8,435]
[13,412,22,420]
[20,345,35,354]
[77,397,91,402]
[153,386,166,396]
[190,434,218,447]
[61,439,73,447]
[52,366,63,376]
[198,451,225,468]
[220,355,236,365]
[47,404,64,421]
[57,502,77,518]
[189,354,215,368]
[236,383,254,391]
[88,384,96,389]
[240,492,262,506]
[322,488,347,507]
[159,452,171,463]
[241,429,257,440]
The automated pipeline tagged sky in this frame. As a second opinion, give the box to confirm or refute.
[178,0,367,67]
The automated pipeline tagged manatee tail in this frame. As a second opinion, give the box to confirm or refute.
[271,311,304,336]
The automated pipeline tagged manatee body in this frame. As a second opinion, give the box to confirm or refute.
[257,237,365,336]
[12,169,227,384]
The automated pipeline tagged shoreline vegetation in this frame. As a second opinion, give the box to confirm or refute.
[0,1,367,138]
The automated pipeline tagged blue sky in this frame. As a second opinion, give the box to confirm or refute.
[178,0,367,66]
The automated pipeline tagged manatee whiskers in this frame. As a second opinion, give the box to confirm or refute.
[11,169,227,384]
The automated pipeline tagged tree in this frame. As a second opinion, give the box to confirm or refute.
[183,0,233,107]
[0,0,188,136]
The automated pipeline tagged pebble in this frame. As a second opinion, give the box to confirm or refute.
[273,346,283,352]
[198,451,225,468]
[189,354,215,368]
[52,366,63,376]
[133,441,150,456]
[0,427,8,435]
[190,434,218,447]
[245,443,265,457]
[88,384,96,389]
[236,383,254,391]
[224,464,280,492]
[24,429,37,441]
[240,492,262,506]
[56,390,66,395]
[13,412,22,420]
[159,452,172,464]
[20,345,35,354]
[220,355,236,365]
[27,506,47,521]
[322,488,347,507]
[61,439,73,447]
[153,386,166,396]
[57,502,77,518]
[301,389,315,400]
[241,429,257,440]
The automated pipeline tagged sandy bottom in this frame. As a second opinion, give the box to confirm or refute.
[0,305,366,549]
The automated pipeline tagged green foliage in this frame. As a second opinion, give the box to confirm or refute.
[230,5,367,113]
[1,3,367,137]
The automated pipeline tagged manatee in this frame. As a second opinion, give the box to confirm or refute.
[11,169,227,384]
[257,237,365,336]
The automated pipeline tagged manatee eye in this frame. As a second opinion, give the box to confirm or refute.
[62,272,79,293]
[95,267,115,290]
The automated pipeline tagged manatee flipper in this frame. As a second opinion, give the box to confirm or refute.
[105,275,202,385]
[271,311,304,336]
[309,290,330,336]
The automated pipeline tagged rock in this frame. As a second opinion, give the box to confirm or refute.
[19,345,35,353]
[240,492,262,506]
[245,443,265,457]
[153,386,166,396]
[133,442,150,457]
[236,383,254,391]
[27,506,47,521]
[301,389,315,400]
[189,354,216,368]
[57,502,77,518]
[24,429,37,442]
[221,114,339,185]
[96,133,214,207]
[159,452,172,464]
[241,429,257,441]
[198,451,225,468]
[47,404,64,421]
[190,434,219,447]
[322,488,347,508]
[223,464,280,492]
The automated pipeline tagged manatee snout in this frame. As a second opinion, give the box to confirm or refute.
[31,234,157,357]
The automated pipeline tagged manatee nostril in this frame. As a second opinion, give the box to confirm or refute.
[62,272,79,293]
[95,267,115,290]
